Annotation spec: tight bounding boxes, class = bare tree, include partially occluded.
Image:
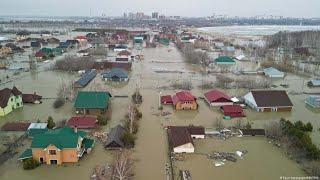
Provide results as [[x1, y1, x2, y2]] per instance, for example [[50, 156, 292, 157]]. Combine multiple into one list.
[[214, 118, 225, 131], [112, 150, 134, 180], [264, 120, 283, 139], [128, 105, 136, 134]]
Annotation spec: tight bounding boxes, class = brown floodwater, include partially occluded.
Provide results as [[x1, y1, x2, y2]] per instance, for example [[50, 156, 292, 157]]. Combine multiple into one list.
[[0, 44, 318, 180]]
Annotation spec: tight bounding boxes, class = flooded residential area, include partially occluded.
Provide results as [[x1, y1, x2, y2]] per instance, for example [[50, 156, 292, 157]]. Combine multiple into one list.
[[1, 2, 320, 180]]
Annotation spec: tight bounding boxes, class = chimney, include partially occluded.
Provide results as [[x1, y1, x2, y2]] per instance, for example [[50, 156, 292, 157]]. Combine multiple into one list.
[[74, 126, 78, 133]]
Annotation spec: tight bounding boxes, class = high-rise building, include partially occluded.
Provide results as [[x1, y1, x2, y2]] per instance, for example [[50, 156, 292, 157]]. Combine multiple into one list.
[[152, 12, 159, 19]]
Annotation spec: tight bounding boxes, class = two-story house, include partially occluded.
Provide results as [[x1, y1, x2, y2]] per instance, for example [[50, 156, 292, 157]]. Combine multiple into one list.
[[0, 86, 23, 116], [172, 91, 198, 110], [18, 126, 94, 165]]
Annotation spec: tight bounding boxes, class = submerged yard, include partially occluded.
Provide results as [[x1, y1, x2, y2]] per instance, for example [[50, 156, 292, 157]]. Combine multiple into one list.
[[0, 44, 319, 180]]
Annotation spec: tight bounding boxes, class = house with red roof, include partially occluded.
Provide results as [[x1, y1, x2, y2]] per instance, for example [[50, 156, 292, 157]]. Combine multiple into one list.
[[67, 116, 97, 129], [161, 95, 173, 105], [172, 91, 198, 110], [204, 89, 233, 107], [75, 35, 88, 44], [220, 105, 245, 117]]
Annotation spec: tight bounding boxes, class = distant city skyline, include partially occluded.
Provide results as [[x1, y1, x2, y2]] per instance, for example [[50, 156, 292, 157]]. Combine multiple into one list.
[[0, 0, 319, 18]]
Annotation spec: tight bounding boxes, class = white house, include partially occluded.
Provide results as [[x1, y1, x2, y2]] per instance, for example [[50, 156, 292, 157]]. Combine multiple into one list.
[[263, 67, 284, 78], [168, 126, 204, 153], [243, 90, 293, 112]]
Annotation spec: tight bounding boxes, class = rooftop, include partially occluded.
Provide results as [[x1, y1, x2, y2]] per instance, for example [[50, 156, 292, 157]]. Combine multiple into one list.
[[74, 91, 112, 109]]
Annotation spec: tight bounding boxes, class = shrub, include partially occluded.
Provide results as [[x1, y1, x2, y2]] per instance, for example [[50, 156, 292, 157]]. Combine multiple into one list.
[[97, 115, 109, 126], [47, 116, 56, 129], [132, 91, 143, 104], [53, 98, 65, 109], [121, 131, 136, 148], [23, 158, 39, 170]]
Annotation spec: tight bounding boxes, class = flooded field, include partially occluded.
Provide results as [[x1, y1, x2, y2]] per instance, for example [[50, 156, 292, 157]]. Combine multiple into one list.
[[0, 42, 319, 180]]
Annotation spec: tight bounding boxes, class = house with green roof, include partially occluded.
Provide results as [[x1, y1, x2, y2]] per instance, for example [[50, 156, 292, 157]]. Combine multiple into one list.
[[18, 126, 94, 165], [74, 91, 112, 115], [214, 56, 236, 65]]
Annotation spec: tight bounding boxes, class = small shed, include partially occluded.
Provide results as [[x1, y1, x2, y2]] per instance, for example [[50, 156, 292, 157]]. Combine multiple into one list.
[[22, 93, 42, 104], [234, 55, 246, 61], [134, 36, 144, 43], [220, 105, 245, 117], [105, 125, 125, 149], [263, 67, 284, 78], [161, 95, 173, 105], [67, 116, 97, 129], [27, 123, 48, 138]]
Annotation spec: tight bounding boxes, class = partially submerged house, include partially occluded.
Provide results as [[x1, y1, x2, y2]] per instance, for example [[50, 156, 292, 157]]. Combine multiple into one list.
[[74, 91, 112, 115], [74, 69, 97, 88], [240, 129, 265, 136], [0, 87, 23, 116], [214, 56, 236, 65], [161, 95, 173, 105], [263, 67, 284, 78], [77, 49, 90, 57], [243, 90, 293, 112], [220, 105, 245, 118], [134, 36, 144, 44], [114, 45, 128, 52], [234, 55, 246, 61], [105, 125, 125, 149], [204, 89, 233, 107], [305, 95, 320, 108], [22, 93, 42, 104], [101, 68, 129, 82], [167, 126, 205, 153], [18, 126, 94, 165], [307, 79, 320, 87], [67, 116, 97, 129], [172, 91, 198, 110]]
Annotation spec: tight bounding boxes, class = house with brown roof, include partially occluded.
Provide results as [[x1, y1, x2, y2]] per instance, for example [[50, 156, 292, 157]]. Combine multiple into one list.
[[172, 91, 198, 110], [0, 87, 23, 116], [167, 126, 204, 153], [243, 90, 293, 112], [204, 89, 233, 107]]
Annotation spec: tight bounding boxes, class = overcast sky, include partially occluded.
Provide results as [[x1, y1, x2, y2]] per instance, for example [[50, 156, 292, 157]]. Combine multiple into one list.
[[0, 0, 319, 18]]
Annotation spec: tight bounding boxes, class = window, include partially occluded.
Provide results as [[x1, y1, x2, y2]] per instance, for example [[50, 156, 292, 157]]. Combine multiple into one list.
[[49, 150, 56, 155], [16, 103, 20, 106]]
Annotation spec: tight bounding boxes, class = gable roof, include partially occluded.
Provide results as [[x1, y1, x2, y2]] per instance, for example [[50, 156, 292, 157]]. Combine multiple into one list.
[[67, 116, 97, 129], [172, 91, 196, 105], [31, 126, 86, 149], [167, 126, 204, 149], [102, 68, 129, 79], [105, 125, 125, 148], [0, 87, 22, 108], [168, 127, 192, 148], [263, 67, 284, 76], [75, 69, 97, 87], [204, 89, 231, 103], [250, 90, 293, 107], [221, 105, 243, 113], [74, 91, 111, 109], [215, 56, 235, 63]]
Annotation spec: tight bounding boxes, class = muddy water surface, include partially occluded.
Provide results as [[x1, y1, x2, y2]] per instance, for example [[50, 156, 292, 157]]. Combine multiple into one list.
[[0, 45, 318, 180]]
